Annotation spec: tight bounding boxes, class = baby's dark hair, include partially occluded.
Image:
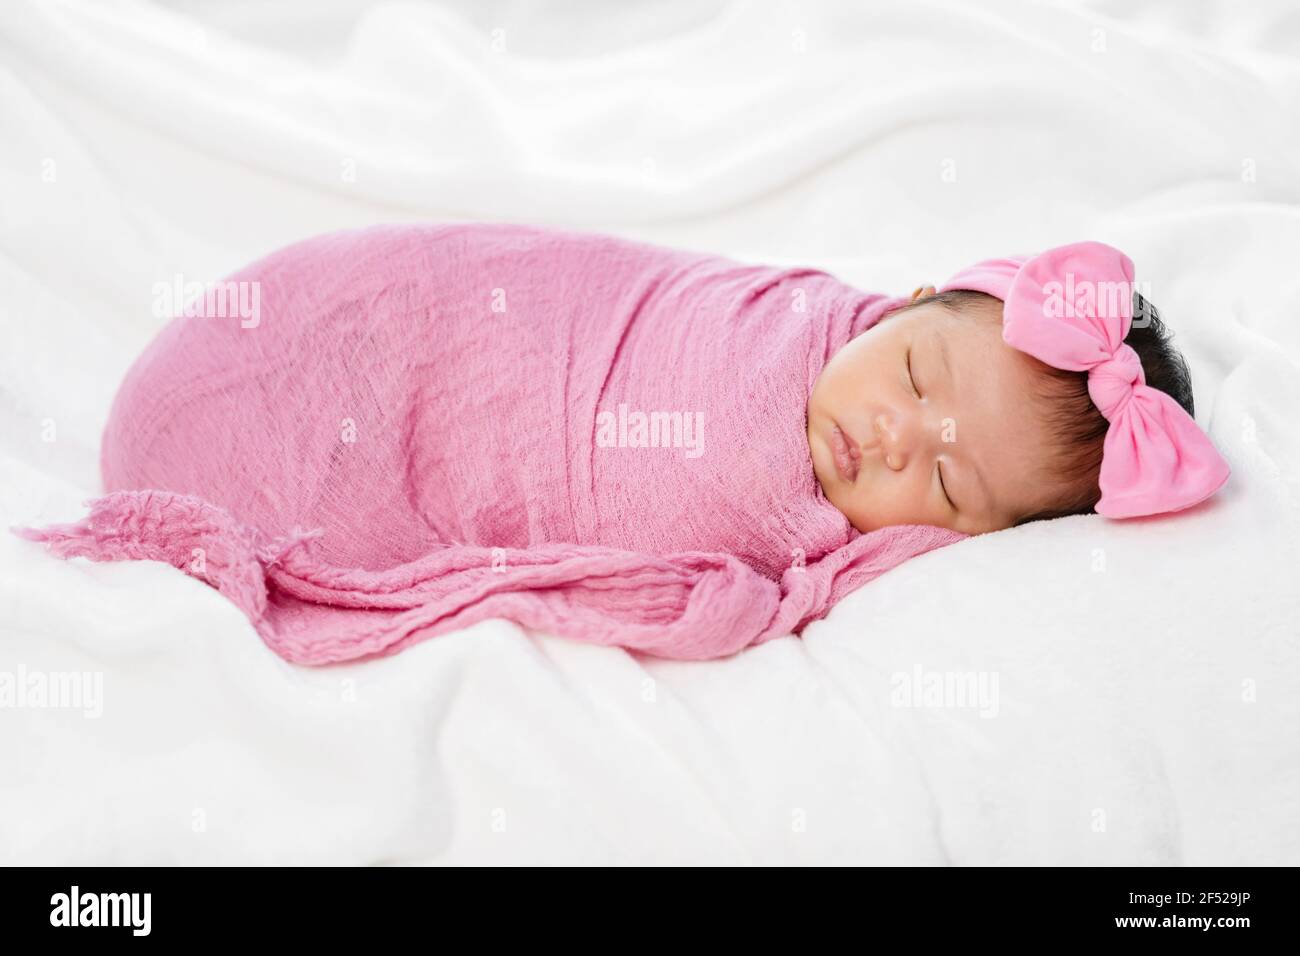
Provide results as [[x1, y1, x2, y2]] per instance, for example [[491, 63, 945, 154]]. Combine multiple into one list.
[[900, 289, 1196, 526]]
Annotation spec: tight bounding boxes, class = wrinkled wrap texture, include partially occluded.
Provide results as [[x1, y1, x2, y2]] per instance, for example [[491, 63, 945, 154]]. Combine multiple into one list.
[[21, 224, 966, 663]]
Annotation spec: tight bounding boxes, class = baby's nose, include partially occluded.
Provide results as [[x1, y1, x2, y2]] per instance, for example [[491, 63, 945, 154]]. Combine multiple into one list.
[[875, 413, 906, 471]]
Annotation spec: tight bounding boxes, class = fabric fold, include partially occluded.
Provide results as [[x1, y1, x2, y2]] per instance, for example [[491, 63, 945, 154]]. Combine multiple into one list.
[[17, 490, 961, 664]]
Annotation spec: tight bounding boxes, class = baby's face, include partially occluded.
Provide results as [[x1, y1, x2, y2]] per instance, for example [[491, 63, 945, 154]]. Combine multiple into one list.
[[807, 293, 1057, 535]]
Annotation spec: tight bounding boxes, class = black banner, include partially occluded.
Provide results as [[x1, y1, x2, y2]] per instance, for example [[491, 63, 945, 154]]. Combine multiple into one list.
[[0, 866, 1290, 944]]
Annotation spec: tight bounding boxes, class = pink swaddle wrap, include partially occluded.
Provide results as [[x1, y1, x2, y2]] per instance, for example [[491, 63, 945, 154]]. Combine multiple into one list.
[[19, 224, 966, 664]]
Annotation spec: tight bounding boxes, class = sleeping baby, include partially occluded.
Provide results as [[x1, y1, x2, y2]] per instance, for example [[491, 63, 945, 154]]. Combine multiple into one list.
[[19, 227, 1230, 663], [808, 243, 1229, 536]]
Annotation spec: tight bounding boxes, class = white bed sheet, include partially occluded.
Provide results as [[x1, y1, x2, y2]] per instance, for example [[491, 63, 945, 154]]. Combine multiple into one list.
[[1, 0, 1297, 864]]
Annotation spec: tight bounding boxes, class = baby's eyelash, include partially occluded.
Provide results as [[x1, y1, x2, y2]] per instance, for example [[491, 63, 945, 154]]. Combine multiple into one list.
[[938, 461, 955, 510], [908, 348, 950, 509]]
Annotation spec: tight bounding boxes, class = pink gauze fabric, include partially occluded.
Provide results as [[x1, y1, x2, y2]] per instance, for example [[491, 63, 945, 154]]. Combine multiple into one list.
[[17, 223, 967, 665]]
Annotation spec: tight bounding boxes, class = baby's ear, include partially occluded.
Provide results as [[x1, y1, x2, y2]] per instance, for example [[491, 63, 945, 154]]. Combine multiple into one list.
[[910, 285, 937, 302]]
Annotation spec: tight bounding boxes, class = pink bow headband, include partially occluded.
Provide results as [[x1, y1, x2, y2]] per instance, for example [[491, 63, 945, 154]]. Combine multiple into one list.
[[938, 241, 1230, 519]]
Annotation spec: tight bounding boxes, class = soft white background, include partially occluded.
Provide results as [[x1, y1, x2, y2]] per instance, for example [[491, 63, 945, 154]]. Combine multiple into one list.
[[1, 0, 1297, 864]]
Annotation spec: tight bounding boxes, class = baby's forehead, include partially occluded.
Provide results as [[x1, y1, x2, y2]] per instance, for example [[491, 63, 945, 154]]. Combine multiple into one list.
[[908, 300, 1009, 361], [926, 309, 1059, 449], [896, 298, 1048, 408]]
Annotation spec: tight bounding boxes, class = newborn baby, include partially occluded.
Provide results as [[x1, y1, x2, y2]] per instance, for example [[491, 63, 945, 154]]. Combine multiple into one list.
[[809, 280, 1207, 536], [19, 227, 1230, 664]]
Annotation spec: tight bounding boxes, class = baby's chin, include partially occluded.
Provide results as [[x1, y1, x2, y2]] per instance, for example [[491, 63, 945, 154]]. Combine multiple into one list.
[[843, 516, 878, 536], [819, 472, 881, 534], [842, 504, 881, 535]]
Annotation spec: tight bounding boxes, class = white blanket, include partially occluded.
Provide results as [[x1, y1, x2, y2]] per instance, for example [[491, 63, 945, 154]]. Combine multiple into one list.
[[1, 0, 1297, 864]]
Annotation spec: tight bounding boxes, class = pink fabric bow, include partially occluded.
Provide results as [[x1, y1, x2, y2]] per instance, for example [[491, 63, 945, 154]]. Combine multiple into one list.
[[940, 241, 1230, 519]]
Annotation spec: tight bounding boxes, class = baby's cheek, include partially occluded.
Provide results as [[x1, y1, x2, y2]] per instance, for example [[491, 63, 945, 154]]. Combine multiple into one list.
[[851, 475, 939, 532]]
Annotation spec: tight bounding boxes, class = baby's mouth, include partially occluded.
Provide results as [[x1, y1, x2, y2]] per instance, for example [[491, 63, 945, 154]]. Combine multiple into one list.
[[830, 422, 860, 483]]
